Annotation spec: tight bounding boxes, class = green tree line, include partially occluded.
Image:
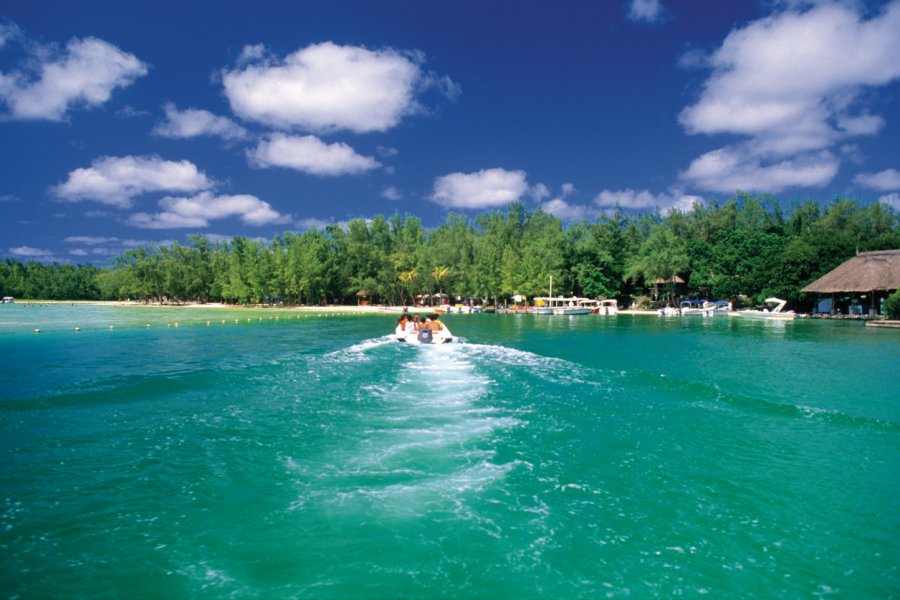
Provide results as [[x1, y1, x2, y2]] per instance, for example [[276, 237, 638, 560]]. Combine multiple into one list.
[[2, 195, 898, 309]]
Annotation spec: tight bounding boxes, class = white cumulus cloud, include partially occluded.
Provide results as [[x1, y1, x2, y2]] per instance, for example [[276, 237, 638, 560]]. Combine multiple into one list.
[[381, 186, 401, 201], [431, 168, 530, 209], [681, 148, 839, 194], [679, 1, 900, 193], [9, 245, 54, 257], [127, 192, 290, 229], [222, 41, 444, 133], [879, 193, 900, 210], [626, 0, 667, 24], [0, 28, 148, 121], [247, 134, 380, 176], [540, 183, 592, 221], [854, 168, 900, 191], [52, 155, 213, 208], [153, 103, 248, 140], [595, 188, 702, 214], [541, 198, 594, 221]]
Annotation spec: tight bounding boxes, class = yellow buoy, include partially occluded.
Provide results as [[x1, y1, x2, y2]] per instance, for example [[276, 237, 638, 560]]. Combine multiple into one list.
[[174, 322, 179, 328]]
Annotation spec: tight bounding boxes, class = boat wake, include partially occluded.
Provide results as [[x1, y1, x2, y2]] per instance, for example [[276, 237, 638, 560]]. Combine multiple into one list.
[[287, 341, 523, 513]]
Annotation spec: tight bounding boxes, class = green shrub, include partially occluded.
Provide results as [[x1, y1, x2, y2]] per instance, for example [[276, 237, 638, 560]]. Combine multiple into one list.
[[884, 289, 900, 319]]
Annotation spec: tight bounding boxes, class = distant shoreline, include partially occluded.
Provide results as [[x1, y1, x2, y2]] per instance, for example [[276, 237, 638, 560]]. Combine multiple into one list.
[[8, 300, 667, 315]]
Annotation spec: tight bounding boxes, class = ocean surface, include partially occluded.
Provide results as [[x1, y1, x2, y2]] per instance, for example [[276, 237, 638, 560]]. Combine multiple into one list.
[[1, 304, 897, 599]]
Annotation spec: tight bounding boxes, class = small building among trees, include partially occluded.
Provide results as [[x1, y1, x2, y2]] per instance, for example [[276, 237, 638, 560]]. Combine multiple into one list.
[[801, 249, 900, 316]]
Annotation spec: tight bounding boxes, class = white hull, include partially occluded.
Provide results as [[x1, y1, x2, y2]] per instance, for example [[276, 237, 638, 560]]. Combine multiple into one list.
[[553, 307, 592, 315], [736, 310, 795, 320], [737, 297, 794, 320], [395, 324, 454, 343]]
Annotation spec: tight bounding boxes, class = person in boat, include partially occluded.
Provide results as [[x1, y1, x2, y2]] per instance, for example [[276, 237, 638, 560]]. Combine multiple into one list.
[[398, 315, 408, 330], [427, 313, 443, 331], [411, 313, 422, 330]]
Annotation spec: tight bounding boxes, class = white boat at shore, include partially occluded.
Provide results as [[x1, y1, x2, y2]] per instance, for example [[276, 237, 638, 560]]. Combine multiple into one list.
[[679, 299, 717, 317], [594, 299, 618, 315], [395, 322, 454, 343], [737, 297, 796, 320], [658, 305, 680, 316], [553, 298, 592, 315]]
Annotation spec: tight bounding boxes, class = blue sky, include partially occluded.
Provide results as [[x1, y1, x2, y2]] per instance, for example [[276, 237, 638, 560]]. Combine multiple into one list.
[[2, 0, 899, 265]]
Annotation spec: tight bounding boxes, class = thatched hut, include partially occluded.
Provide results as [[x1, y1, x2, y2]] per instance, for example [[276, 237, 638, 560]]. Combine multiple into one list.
[[801, 249, 900, 315], [651, 275, 685, 303]]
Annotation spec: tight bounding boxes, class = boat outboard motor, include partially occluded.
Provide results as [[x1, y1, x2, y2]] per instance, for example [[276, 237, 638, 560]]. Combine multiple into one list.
[[417, 329, 433, 344]]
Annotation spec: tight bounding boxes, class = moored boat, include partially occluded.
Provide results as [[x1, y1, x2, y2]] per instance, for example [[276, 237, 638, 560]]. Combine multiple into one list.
[[594, 299, 618, 315], [679, 299, 716, 317], [737, 297, 796, 320], [553, 299, 592, 315]]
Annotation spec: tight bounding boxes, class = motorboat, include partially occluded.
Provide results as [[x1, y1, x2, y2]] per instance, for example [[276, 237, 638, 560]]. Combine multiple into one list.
[[532, 295, 592, 315], [658, 305, 680, 316], [395, 322, 454, 344], [737, 297, 796, 320], [531, 297, 555, 315], [679, 299, 716, 317], [594, 299, 618, 315], [712, 300, 732, 314], [553, 299, 592, 315]]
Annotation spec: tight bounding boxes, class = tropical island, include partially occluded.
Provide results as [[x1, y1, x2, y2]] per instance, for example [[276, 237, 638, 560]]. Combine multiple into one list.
[[2, 195, 899, 316]]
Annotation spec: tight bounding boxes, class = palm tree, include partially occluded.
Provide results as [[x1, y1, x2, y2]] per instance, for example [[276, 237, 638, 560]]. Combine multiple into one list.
[[625, 226, 689, 304], [431, 266, 450, 305], [398, 269, 418, 305]]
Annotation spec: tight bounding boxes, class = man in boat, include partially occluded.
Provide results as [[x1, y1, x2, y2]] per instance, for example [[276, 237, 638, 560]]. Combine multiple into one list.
[[428, 314, 444, 331]]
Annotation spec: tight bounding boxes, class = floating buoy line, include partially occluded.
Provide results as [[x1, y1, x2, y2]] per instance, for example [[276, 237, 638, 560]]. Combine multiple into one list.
[[23, 311, 343, 335]]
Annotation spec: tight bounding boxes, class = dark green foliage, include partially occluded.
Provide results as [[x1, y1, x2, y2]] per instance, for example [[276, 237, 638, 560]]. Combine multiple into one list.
[[885, 290, 900, 320], [1, 198, 897, 308]]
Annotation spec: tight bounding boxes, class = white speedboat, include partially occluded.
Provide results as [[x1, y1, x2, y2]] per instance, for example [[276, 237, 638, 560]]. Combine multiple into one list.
[[679, 299, 716, 317], [737, 297, 796, 320], [594, 299, 618, 315], [553, 299, 592, 315], [395, 323, 454, 344]]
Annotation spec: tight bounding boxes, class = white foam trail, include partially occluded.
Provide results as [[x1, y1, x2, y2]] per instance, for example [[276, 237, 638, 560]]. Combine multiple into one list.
[[324, 334, 396, 363], [287, 339, 538, 514]]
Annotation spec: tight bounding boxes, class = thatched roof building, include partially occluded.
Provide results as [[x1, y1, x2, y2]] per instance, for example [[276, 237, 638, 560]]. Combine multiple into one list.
[[802, 249, 900, 294]]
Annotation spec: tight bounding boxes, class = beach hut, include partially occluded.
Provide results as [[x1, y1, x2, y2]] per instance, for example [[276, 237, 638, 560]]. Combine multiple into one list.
[[651, 275, 685, 304], [801, 249, 900, 315], [356, 290, 371, 306]]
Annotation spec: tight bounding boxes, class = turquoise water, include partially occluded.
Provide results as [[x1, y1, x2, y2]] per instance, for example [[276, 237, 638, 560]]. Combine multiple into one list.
[[1, 305, 898, 598]]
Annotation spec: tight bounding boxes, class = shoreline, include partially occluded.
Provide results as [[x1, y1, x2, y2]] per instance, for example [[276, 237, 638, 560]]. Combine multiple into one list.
[[8, 300, 670, 316]]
